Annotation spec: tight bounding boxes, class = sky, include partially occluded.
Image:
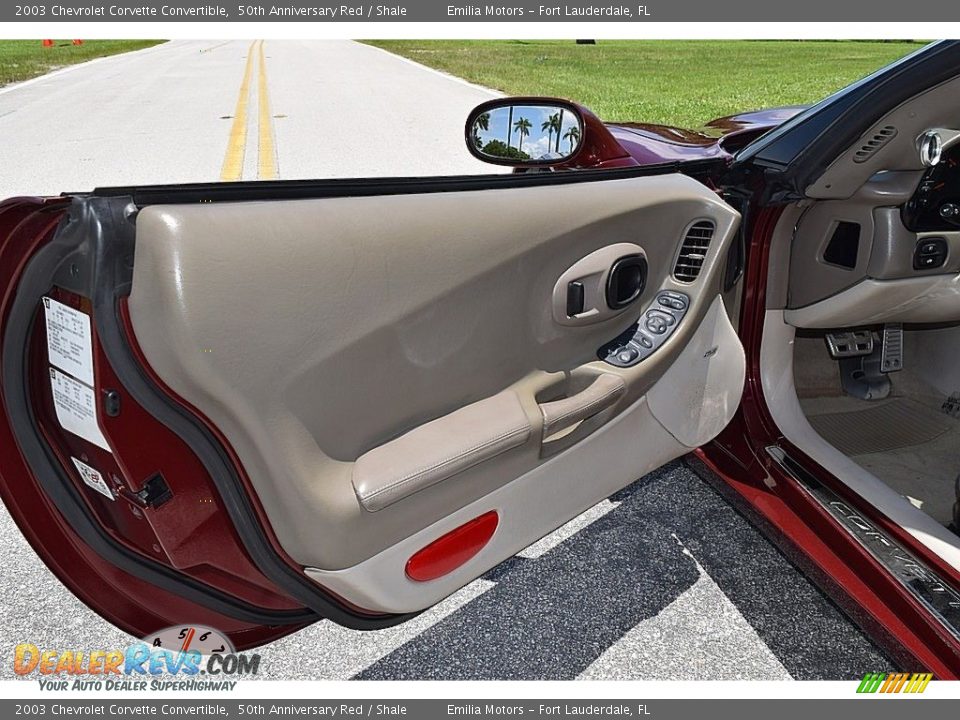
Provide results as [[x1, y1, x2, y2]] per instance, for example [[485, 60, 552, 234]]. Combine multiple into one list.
[[475, 104, 582, 159]]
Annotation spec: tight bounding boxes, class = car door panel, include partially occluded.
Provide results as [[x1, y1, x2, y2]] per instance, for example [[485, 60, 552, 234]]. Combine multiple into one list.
[[308, 295, 742, 613], [126, 173, 742, 613]]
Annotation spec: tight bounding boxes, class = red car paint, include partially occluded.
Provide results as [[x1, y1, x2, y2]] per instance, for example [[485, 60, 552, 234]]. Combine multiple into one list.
[[0, 198, 307, 650], [29, 287, 299, 610]]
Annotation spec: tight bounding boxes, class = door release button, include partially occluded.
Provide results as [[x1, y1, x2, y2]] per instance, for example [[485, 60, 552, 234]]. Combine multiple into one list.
[[598, 290, 690, 367], [606, 254, 647, 310]]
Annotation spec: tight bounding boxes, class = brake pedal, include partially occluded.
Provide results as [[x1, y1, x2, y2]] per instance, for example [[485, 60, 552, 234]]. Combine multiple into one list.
[[825, 330, 873, 359], [880, 323, 903, 373]]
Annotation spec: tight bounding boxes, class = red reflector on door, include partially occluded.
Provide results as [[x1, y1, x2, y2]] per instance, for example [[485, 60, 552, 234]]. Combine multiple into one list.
[[405, 511, 499, 582]]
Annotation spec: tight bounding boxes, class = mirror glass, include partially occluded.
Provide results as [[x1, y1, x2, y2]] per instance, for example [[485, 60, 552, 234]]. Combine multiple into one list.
[[470, 104, 583, 164]]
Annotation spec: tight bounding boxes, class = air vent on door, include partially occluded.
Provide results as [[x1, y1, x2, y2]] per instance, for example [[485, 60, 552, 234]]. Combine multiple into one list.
[[852, 125, 897, 163], [673, 220, 715, 282]]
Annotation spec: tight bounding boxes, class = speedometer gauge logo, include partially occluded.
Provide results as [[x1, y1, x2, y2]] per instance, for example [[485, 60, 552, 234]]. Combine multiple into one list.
[[141, 625, 234, 657]]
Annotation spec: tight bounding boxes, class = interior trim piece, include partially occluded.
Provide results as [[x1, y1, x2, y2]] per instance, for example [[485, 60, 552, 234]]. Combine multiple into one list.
[[307, 297, 743, 613], [90, 161, 726, 207], [551, 243, 647, 326], [309, 396, 686, 613], [646, 296, 746, 448], [353, 390, 532, 513], [539, 373, 625, 439], [766, 445, 960, 642], [784, 274, 960, 327]]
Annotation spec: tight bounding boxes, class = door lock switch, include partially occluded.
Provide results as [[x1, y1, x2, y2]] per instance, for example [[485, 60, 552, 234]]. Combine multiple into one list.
[[566, 281, 585, 317]]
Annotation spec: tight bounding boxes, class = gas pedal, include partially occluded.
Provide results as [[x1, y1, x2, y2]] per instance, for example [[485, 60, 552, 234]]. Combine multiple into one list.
[[880, 323, 903, 373], [825, 330, 873, 359]]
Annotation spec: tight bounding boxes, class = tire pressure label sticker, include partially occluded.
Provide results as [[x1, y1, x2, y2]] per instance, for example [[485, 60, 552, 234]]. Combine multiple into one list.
[[49, 368, 111, 452], [43, 297, 95, 386], [70, 457, 114, 501]]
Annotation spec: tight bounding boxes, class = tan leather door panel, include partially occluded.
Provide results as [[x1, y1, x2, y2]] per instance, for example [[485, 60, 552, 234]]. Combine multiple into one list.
[[127, 173, 743, 611]]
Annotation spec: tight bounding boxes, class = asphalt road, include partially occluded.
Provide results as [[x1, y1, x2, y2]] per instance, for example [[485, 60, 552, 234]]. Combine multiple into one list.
[[0, 39, 500, 198], [0, 461, 893, 680], [0, 41, 894, 681]]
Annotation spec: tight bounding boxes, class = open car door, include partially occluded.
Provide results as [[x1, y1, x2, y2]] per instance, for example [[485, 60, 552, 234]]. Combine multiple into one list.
[[0, 167, 745, 646]]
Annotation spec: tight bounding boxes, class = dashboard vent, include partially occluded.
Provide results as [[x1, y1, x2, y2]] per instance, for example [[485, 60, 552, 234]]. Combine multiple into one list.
[[853, 125, 898, 163], [673, 220, 715, 282]]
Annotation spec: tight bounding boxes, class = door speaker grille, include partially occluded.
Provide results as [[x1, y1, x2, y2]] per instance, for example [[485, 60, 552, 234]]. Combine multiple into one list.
[[673, 220, 715, 282]]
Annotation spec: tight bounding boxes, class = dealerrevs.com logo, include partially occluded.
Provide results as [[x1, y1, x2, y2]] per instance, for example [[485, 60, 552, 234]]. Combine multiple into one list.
[[13, 625, 260, 691]]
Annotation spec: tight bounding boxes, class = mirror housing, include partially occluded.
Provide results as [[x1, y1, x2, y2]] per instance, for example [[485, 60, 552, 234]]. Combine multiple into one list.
[[466, 98, 585, 167]]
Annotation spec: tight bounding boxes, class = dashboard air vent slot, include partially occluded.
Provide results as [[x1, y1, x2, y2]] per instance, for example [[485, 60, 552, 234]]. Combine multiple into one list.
[[673, 220, 716, 282], [852, 125, 898, 163]]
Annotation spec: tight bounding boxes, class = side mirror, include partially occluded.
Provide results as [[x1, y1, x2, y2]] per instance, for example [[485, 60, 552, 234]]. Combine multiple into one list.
[[466, 98, 585, 167]]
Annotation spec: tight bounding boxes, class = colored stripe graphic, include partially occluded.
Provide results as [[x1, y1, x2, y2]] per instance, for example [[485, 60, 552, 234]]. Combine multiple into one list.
[[857, 672, 932, 693]]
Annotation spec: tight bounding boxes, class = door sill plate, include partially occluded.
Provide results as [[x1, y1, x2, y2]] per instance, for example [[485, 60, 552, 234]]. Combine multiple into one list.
[[767, 445, 960, 642]]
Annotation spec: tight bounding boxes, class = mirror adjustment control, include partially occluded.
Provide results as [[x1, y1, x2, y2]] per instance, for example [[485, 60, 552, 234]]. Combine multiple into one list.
[[597, 290, 690, 368], [645, 315, 669, 335], [648, 309, 675, 326]]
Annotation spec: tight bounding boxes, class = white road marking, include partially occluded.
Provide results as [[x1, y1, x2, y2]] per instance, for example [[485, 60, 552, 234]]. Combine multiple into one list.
[[579, 535, 793, 680], [245, 579, 496, 681], [518, 499, 620, 558]]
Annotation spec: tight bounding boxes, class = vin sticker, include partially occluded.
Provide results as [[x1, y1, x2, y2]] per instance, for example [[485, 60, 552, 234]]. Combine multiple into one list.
[[43, 297, 95, 386], [70, 457, 114, 501], [49, 368, 111, 452]]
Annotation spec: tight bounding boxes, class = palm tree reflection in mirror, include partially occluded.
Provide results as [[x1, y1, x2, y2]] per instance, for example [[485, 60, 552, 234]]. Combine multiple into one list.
[[473, 112, 490, 148], [513, 117, 532, 154], [541, 113, 561, 153]]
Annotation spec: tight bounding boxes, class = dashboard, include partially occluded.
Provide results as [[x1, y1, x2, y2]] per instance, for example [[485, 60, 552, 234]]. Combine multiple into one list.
[[903, 144, 960, 232]]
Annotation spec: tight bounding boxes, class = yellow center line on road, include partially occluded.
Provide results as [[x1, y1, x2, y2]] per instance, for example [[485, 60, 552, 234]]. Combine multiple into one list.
[[220, 40, 259, 182], [257, 40, 279, 180]]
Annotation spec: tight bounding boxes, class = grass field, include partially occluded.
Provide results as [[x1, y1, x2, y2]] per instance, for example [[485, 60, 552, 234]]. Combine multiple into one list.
[[366, 40, 925, 127], [0, 40, 165, 87]]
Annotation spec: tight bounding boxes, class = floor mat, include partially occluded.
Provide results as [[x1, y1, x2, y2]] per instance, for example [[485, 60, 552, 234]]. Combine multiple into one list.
[[805, 396, 960, 525], [806, 398, 955, 456]]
